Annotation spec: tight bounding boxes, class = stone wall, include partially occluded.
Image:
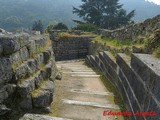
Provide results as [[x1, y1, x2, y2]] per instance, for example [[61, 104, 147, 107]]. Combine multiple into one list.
[[51, 36, 90, 61], [86, 52, 160, 120], [89, 40, 152, 56], [0, 34, 56, 117], [100, 15, 160, 41]]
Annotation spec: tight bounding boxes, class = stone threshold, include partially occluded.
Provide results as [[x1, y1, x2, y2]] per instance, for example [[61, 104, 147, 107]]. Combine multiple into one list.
[[62, 99, 120, 110], [71, 89, 114, 96]]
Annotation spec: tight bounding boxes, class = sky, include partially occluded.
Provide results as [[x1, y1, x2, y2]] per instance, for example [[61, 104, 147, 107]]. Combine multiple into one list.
[[146, 0, 160, 5]]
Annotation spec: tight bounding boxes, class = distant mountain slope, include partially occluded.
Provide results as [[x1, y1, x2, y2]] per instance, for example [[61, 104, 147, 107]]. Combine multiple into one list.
[[0, 0, 159, 30], [120, 0, 160, 21], [0, 0, 80, 30]]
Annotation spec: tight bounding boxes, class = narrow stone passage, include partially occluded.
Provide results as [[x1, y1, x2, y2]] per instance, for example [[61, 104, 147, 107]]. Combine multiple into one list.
[[50, 60, 126, 120]]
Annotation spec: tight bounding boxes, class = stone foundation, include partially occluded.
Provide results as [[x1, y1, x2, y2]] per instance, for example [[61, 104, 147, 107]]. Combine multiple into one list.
[[0, 34, 56, 117], [49, 31, 91, 61]]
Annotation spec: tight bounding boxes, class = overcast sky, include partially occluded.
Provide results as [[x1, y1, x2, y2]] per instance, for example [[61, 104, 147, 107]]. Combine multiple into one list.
[[146, 0, 160, 5]]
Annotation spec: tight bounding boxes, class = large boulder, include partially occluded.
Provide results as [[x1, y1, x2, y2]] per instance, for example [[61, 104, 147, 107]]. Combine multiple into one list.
[[32, 90, 53, 108], [0, 37, 20, 55], [32, 81, 54, 108]]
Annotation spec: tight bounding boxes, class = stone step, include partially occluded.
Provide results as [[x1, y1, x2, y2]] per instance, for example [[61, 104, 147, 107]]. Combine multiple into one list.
[[62, 99, 120, 110], [17, 69, 49, 98], [72, 69, 93, 72], [71, 74, 101, 77], [63, 72, 97, 76], [14, 48, 53, 81], [19, 114, 72, 120], [58, 104, 123, 120], [66, 90, 115, 105], [71, 89, 114, 96]]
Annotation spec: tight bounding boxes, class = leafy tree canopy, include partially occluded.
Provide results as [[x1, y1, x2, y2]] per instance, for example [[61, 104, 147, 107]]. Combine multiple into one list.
[[53, 23, 68, 30], [32, 20, 44, 34], [73, 0, 135, 29]]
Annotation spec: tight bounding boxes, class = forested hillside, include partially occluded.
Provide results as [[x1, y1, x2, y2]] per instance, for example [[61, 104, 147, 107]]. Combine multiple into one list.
[[0, 0, 159, 30]]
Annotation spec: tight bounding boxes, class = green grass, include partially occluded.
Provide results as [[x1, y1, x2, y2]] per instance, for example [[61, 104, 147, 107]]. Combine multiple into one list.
[[92, 35, 133, 48], [153, 47, 160, 58]]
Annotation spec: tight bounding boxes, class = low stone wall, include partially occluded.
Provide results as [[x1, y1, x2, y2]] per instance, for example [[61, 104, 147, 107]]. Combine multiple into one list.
[[89, 40, 151, 56], [51, 36, 90, 61], [86, 52, 160, 120], [100, 15, 160, 41], [0, 34, 56, 117]]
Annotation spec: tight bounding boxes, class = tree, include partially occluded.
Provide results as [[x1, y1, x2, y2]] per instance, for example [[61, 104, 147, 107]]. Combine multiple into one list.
[[73, 23, 97, 32], [73, 0, 135, 29], [53, 23, 68, 30], [32, 20, 44, 34], [45, 23, 56, 33]]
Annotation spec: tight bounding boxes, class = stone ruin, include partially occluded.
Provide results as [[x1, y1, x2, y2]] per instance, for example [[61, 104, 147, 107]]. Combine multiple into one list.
[[100, 15, 160, 41], [0, 34, 56, 119]]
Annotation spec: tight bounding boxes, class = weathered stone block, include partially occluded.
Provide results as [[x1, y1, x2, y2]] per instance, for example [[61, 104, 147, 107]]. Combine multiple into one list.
[[0, 89, 8, 103], [18, 34, 30, 47], [32, 90, 53, 108], [103, 51, 117, 70], [20, 95, 33, 110], [131, 54, 160, 99], [0, 44, 3, 56], [41, 81, 54, 93], [0, 37, 20, 55], [36, 53, 44, 65], [45, 63, 55, 81], [0, 105, 11, 116], [43, 51, 51, 64], [27, 59, 38, 73], [116, 53, 155, 117], [35, 70, 49, 88], [0, 84, 16, 103], [15, 63, 29, 80], [17, 78, 35, 98], [0, 58, 13, 87], [19, 46, 29, 61], [10, 51, 22, 65], [27, 40, 36, 57]]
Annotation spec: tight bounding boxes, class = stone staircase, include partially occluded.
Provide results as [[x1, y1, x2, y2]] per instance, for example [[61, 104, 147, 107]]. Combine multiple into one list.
[[43, 60, 125, 120], [0, 35, 57, 119]]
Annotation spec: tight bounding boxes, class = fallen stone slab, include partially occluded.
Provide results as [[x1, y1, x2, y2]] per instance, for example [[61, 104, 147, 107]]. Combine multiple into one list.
[[19, 114, 72, 120], [62, 99, 120, 110], [71, 89, 114, 96], [71, 74, 101, 77]]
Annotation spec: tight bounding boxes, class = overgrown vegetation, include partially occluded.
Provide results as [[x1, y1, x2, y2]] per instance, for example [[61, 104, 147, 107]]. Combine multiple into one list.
[[92, 35, 133, 48], [153, 47, 160, 58], [45, 23, 56, 33], [144, 29, 160, 57], [32, 20, 44, 34], [52, 23, 68, 30]]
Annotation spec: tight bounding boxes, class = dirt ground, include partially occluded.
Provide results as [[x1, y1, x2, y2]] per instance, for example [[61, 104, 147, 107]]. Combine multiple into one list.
[[49, 60, 126, 120]]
